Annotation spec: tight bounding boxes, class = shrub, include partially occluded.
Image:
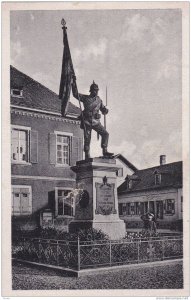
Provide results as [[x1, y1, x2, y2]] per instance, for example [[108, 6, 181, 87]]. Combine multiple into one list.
[[12, 226, 109, 242], [124, 230, 160, 241]]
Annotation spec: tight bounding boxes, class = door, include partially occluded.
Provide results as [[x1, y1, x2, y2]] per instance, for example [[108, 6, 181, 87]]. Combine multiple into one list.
[[156, 201, 163, 219]]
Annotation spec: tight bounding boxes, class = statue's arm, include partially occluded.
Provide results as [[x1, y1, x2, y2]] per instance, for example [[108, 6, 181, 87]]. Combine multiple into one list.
[[71, 78, 79, 100], [71, 78, 85, 102]]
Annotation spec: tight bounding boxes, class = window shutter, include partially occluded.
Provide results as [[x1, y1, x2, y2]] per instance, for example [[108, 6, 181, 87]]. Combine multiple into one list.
[[21, 193, 30, 214], [172, 200, 175, 214], [49, 133, 56, 164], [163, 200, 166, 214], [13, 192, 21, 215], [30, 130, 38, 163], [78, 137, 83, 161], [71, 136, 80, 166]]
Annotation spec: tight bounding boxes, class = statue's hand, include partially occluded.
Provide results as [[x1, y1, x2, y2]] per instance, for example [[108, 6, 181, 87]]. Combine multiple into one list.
[[102, 107, 109, 115]]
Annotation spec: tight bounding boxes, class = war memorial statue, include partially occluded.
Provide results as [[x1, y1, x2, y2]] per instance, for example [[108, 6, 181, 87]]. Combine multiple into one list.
[[58, 20, 126, 239], [71, 78, 114, 160], [59, 19, 114, 160]]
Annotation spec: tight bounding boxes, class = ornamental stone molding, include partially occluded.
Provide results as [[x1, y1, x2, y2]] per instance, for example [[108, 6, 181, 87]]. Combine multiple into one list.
[[11, 108, 80, 125]]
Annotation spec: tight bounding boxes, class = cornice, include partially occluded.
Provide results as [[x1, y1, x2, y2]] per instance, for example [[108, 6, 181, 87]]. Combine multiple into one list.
[[11, 108, 81, 125], [118, 184, 182, 195]]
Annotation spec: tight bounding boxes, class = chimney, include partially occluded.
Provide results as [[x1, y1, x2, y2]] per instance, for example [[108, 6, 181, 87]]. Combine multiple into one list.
[[160, 155, 166, 165]]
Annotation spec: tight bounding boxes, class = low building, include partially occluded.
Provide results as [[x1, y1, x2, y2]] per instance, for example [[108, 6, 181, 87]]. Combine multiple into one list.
[[11, 66, 83, 230], [118, 156, 183, 231], [114, 153, 138, 187]]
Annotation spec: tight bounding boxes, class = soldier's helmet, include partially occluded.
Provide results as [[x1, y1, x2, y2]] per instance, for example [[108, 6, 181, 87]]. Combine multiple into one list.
[[89, 80, 99, 92]]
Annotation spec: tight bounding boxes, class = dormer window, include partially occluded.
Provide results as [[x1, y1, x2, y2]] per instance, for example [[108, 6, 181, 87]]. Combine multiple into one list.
[[155, 173, 161, 185], [154, 169, 161, 185], [128, 180, 133, 189], [11, 88, 23, 98], [127, 174, 140, 189]]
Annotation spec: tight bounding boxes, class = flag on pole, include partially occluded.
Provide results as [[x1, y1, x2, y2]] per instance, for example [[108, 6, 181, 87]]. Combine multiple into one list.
[[59, 24, 75, 116]]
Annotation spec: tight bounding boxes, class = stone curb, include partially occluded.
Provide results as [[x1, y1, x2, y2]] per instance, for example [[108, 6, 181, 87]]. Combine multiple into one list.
[[12, 257, 183, 278]]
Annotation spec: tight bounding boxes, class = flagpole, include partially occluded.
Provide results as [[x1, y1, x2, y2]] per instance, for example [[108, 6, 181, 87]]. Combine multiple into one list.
[[104, 86, 107, 129], [74, 81, 87, 139], [60, 19, 87, 139]]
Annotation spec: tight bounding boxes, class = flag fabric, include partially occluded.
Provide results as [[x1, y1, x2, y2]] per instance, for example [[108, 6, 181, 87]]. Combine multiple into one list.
[[59, 27, 75, 116]]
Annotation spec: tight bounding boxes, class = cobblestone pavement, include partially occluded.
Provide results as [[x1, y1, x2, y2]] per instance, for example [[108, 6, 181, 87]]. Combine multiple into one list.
[[12, 260, 183, 290]]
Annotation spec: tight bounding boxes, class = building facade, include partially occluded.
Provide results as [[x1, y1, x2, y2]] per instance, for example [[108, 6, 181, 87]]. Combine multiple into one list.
[[118, 157, 183, 231], [11, 66, 83, 229]]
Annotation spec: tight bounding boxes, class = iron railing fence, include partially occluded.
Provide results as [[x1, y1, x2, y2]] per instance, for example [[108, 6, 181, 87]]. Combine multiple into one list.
[[12, 236, 183, 271], [79, 238, 183, 269], [12, 237, 78, 270]]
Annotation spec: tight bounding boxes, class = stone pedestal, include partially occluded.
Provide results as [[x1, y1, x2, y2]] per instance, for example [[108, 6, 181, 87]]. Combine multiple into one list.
[[69, 157, 126, 240]]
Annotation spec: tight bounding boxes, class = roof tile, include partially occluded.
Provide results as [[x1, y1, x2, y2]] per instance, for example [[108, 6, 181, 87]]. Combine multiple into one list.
[[10, 66, 81, 116], [118, 161, 182, 193]]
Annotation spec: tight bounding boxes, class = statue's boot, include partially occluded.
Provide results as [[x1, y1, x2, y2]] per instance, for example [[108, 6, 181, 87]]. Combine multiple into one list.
[[103, 148, 114, 158], [85, 151, 91, 161]]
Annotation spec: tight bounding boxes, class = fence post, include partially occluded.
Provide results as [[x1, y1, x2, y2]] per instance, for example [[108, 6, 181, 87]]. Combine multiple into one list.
[[162, 239, 165, 261], [56, 241, 59, 266], [137, 240, 140, 263], [38, 239, 41, 262], [77, 237, 80, 271], [149, 239, 152, 262], [109, 240, 112, 266]]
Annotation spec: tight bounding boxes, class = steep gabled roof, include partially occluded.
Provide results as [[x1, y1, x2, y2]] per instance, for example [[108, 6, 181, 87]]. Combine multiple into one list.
[[10, 66, 80, 116], [118, 161, 182, 194], [114, 153, 138, 172]]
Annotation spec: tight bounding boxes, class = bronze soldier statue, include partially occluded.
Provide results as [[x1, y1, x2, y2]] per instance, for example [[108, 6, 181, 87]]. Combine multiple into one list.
[[72, 77, 114, 160]]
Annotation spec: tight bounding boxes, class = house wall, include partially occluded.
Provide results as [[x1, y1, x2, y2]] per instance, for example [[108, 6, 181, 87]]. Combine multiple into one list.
[[11, 108, 83, 229], [118, 187, 182, 230], [116, 160, 134, 187], [11, 178, 75, 214], [177, 188, 183, 220], [11, 109, 83, 178]]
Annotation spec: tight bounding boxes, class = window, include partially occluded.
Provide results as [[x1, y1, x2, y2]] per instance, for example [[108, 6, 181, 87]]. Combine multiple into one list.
[[130, 203, 135, 215], [11, 88, 23, 98], [12, 186, 32, 216], [49, 132, 82, 166], [11, 126, 38, 164], [56, 189, 74, 217], [122, 203, 126, 215], [11, 127, 30, 163], [149, 201, 155, 214], [119, 203, 131, 216], [56, 133, 71, 165], [117, 168, 123, 177], [119, 203, 123, 216], [135, 202, 141, 215], [155, 174, 161, 185], [165, 199, 175, 215], [139, 202, 148, 215], [128, 180, 133, 189], [126, 203, 131, 215], [57, 135, 70, 165]]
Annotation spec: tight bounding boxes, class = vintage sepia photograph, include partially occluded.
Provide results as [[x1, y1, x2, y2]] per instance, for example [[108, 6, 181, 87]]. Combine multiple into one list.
[[1, 1, 190, 297]]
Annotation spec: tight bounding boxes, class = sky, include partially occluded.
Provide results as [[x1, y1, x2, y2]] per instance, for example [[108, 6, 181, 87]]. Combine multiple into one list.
[[10, 9, 182, 169]]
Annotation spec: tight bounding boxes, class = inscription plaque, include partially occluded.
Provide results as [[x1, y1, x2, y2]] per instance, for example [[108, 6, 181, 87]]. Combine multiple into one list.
[[95, 182, 117, 215]]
